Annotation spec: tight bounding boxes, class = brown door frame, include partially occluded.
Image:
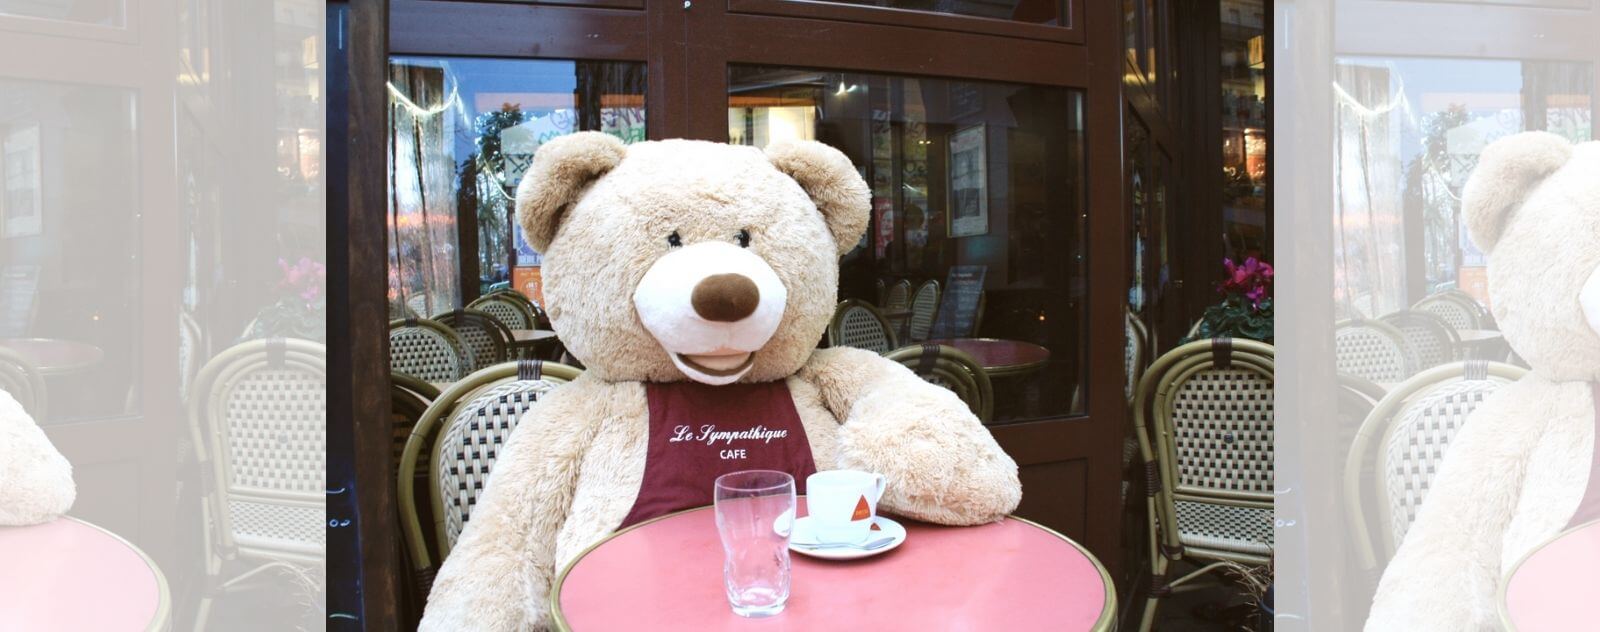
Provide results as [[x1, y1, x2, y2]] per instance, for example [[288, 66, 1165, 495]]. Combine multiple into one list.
[[359, 0, 1131, 614]]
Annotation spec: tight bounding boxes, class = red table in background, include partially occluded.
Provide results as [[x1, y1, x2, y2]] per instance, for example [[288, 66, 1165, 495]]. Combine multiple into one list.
[[924, 337, 1051, 377], [0, 517, 170, 631], [1500, 520, 1600, 631], [0, 337, 104, 375], [552, 499, 1114, 631]]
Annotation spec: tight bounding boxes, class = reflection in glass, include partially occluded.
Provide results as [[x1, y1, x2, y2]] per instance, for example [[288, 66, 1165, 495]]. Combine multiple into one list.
[[1333, 57, 1592, 319], [802, 0, 1063, 25], [1222, 0, 1267, 260], [730, 66, 1088, 422], [386, 58, 646, 318], [0, 78, 137, 423], [0, 0, 122, 27]]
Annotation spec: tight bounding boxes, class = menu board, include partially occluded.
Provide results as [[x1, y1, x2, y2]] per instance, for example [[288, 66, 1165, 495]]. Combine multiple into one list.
[[0, 265, 38, 337], [929, 264, 986, 339]]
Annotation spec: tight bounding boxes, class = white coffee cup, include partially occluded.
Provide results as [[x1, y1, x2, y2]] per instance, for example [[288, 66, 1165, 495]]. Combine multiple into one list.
[[805, 470, 887, 544]]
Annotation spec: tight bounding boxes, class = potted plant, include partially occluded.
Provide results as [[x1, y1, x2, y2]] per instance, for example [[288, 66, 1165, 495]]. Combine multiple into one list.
[[241, 256, 327, 342], [1183, 257, 1274, 344]]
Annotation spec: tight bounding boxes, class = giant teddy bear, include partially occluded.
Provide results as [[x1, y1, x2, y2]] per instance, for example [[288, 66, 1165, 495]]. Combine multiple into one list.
[[0, 390, 76, 526], [420, 133, 1022, 630], [1366, 131, 1600, 630]]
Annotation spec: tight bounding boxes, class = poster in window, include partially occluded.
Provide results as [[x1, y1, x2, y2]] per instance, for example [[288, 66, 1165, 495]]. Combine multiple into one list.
[[2, 125, 43, 238], [947, 124, 988, 238]]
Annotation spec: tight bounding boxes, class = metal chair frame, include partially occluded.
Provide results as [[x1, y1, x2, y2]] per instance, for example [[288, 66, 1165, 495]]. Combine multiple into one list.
[[434, 309, 514, 372], [187, 338, 326, 631], [827, 299, 899, 353], [397, 359, 582, 601], [1126, 307, 1150, 407], [883, 344, 994, 423], [907, 280, 941, 342], [1341, 360, 1526, 572], [1131, 338, 1275, 632]]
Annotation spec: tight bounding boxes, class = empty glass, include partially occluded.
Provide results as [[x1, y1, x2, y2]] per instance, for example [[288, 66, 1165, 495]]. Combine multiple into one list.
[[713, 470, 797, 618]]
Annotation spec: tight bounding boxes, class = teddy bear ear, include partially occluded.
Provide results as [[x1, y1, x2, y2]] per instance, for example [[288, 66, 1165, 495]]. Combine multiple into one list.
[[764, 140, 871, 257], [1462, 131, 1573, 254], [514, 131, 627, 252]]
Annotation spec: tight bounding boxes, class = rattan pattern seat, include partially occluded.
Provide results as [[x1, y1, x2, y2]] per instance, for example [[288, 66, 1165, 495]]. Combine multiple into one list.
[[884, 344, 993, 423], [467, 294, 536, 331], [389, 318, 471, 383], [907, 281, 940, 342], [1413, 293, 1485, 332], [1335, 319, 1414, 383], [1174, 501, 1273, 556], [397, 359, 583, 602], [1381, 310, 1459, 368], [885, 279, 911, 311], [827, 299, 898, 353], [435, 309, 513, 372]]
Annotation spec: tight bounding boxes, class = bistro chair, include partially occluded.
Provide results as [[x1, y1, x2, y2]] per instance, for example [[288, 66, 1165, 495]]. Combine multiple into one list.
[[875, 278, 887, 306], [1131, 338, 1275, 632], [391, 372, 440, 470], [389, 318, 472, 384], [885, 279, 912, 311], [827, 299, 898, 353], [434, 309, 513, 372], [884, 344, 993, 423], [406, 292, 452, 319], [187, 338, 326, 630], [397, 358, 583, 601], [0, 346, 46, 418], [1334, 319, 1414, 384], [466, 293, 536, 331], [1380, 310, 1460, 368], [907, 280, 941, 342], [180, 309, 207, 402], [1126, 308, 1150, 406], [1342, 360, 1525, 574], [1412, 292, 1485, 332]]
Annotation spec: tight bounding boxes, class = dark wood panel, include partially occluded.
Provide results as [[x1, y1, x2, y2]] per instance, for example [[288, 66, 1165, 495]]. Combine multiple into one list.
[[1014, 458, 1088, 540], [391, 0, 648, 59], [727, 0, 1082, 44], [435, 0, 644, 11]]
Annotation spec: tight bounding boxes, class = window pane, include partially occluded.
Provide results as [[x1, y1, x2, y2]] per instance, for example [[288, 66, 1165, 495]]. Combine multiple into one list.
[[0, 78, 138, 423], [0, 0, 123, 27], [799, 0, 1064, 26], [730, 65, 1089, 423], [1222, 0, 1268, 260], [386, 57, 646, 317]]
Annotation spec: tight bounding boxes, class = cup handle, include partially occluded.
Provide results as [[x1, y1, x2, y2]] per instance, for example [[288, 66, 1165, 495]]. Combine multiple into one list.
[[871, 473, 887, 503]]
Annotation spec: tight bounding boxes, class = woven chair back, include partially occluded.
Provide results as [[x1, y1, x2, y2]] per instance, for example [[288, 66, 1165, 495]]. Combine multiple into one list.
[[397, 359, 583, 589], [885, 279, 912, 311], [907, 281, 940, 342], [1335, 319, 1413, 383], [828, 299, 897, 353], [1362, 361, 1524, 563], [0, 346, 45, 417], [1413, 293, 1483, 332], [389, 318, 470, 383], [1133, 338, 1275, 564], [435, 309, 513, 372], [884, 344, 993, 423], [1380, 310, 1459, 369], [188, 338, 326, 562], [1126, 309, 1149, 405], [467, 294, 535, 330]]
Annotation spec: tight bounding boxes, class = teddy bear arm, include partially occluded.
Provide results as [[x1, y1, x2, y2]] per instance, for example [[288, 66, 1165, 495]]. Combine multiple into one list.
[[800, 347, 1021, 526], [0, 393, 75, 526], [1365, 391, 1550, 631], [419, 391, 603, 632]]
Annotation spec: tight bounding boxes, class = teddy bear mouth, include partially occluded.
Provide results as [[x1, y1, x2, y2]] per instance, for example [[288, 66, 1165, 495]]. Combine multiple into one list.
[[675, 352, 756, 377]]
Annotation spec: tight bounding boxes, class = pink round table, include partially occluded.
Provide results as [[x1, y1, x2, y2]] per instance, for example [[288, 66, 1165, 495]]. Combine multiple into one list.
[[552, 500, 1114, 631], [924, 338, 1051, 377], [0, 517, 170, 631], [1500, 520, 1600, 631]]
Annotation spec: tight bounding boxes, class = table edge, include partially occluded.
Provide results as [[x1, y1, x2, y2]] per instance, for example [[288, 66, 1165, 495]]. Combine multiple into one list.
[[1496, 518, 1600, 632], [64, 516, 172, 632], [549, 507, 1115, 632]]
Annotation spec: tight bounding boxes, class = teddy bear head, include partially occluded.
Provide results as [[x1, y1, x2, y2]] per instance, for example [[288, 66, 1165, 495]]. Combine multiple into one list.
[[514, 132, 869, 385], [1463, 131, 1600, 382]]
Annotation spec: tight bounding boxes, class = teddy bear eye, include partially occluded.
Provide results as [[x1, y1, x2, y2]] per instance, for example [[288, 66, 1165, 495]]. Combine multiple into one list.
[[667, 231, 683, 248], [736, 229, 752, 248]]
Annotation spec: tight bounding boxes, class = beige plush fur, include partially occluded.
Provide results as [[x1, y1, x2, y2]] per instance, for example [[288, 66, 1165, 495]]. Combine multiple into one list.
[[1366, 132, 1600, 631], [0, 390, 75, 526], [421, 134, 1020, 631]]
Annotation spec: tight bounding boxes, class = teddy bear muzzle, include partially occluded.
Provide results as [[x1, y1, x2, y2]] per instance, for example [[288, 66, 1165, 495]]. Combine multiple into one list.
[[633, 240, 789, 385]]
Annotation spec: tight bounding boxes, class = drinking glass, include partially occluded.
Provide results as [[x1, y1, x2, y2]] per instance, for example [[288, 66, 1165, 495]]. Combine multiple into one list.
[[713, 470, 797, 618]]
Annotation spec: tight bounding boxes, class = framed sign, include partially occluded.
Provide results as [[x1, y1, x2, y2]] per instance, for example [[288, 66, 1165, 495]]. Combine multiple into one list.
[[2, 124, 44, 238], [947, 124, 988, 238], [929, 264, 987, 339]]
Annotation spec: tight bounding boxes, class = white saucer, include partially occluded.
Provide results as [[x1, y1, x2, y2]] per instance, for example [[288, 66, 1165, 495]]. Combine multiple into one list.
[[788, 516, 907, 560]]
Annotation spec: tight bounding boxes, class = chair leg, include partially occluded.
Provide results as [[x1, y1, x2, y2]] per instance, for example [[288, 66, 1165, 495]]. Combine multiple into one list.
[[192, 595, 214, 632], [1139, 594, 1161, 632]]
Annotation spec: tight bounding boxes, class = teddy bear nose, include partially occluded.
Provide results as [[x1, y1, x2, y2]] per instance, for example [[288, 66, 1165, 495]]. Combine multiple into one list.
[[691, 273, 761, 322]]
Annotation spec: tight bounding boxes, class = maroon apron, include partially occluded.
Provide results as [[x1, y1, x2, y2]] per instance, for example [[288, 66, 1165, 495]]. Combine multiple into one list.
[[619, 380, 818, 528], [1568, 383, 1600, 528]]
